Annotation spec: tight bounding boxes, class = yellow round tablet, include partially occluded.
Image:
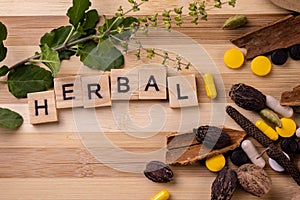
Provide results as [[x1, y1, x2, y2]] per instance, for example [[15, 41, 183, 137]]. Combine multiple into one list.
[[275, 118, 296, 138], [205, 154, 226, 172], [224, 48, 245, 69], [251, 56, 272, 76]]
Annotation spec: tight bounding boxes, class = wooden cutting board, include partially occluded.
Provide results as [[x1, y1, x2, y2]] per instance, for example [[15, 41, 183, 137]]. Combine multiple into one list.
[[270, 0, 300, 12]]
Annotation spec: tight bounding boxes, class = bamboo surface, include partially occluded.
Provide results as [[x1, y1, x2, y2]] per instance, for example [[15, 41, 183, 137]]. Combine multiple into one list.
[[0, 0, 299, 199]]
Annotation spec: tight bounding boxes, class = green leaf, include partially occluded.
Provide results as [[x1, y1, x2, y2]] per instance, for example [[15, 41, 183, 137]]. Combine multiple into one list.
[[8, 64, 53, 98], [0, 43, 7, 62], [0, 22, 7, 42], [78, 40, 124, 71], [67, 0, 91, 28], [0, 65, 9, 77], [82, 9, 99, 31], [40, 44, 61, 77], [123, 16, 139, 28], [40, 26, 76, 60], [0, 108, 23, 129]]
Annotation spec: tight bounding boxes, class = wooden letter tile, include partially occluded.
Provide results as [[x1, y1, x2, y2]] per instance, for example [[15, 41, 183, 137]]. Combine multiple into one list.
[[167, 75, 198, 108], [28, 90, 58, 124], [110, 69, 139, 100], [54, 76, 83, 109], [139, 65, 167, 99], [81, 75, 111, 108]]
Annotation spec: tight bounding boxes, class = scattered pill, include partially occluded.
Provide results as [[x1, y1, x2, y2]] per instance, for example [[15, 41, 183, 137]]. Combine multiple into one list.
[[251, 56, 272, 76], [203, 73, 217, 99], [224, 48, 245, 69], [266, 95, 294, 118], [151, 190, 170, 200], [289, 44, 300, 60], [281, 138, 298, 154], [241, 140, 266, 168], [271, 49, 288, 65], [255, 119, 279, 141], [205, 154, 226, 172], [230, 148, 250, 166], [269, 152, 290, 172], [296, 127, 300, 138], [275, 118, 296, 138]]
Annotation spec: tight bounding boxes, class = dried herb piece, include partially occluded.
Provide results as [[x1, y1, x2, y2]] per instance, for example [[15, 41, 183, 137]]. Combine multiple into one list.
[[144, 161, 173, 183], [223, 15, 247, 30], [237, 164, 272, 197], [166, 128, 247, 165], [231, 15, 300, 59], [211, 167, 238, 200], [267, 143, 300, 186], [193, 126, 231, 150], [259, 108, 281, 127], [280, 85, 300, 106], [226, 105, 273, 148], [229, 83, 266, 112]]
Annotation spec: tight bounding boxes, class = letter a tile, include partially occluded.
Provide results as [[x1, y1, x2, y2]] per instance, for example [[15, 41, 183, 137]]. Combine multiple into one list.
[[168, 75, 198, 108], [28, 90, 58, 124], [139, 65, 167, 100]]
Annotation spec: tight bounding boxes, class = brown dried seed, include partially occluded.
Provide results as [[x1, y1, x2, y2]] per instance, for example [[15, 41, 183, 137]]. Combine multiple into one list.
[[211, 167, 238, 200], [193, 126, 231, 150], [144, 161, 174, 183], [237, 164, 272, 197], [229, 83, 266, 112]]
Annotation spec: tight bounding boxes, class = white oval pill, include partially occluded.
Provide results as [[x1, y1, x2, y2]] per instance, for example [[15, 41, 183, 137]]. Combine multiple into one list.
[[266, 95, 293, 118], [241, 140, 266, 168], [268, 152, 290, 172], [296, 127, 300, 138]]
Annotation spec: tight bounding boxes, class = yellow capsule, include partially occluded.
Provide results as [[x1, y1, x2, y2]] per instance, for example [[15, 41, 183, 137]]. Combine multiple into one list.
[[255, 120, 279, 141], [251, 56, 272, 76], [275, 118, 296, 138], [151, 190, 170, 200], [205, 154, 226, 172], [224, 48, 245, 69], [203, 73, 217, 99]]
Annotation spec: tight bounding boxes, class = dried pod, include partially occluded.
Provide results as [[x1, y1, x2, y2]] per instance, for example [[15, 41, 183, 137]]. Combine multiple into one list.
[[237, 164, 272, 197], [144, 161, 174, 183], [223, 15, 247, 30], [229, 83, 266, 112], [193, 126, 231, 150], [211, 167, 238, 200], [259, 108, 281, 127]]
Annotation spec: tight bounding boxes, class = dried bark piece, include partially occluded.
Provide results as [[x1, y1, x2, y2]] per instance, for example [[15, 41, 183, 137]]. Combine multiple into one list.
[[237, 164, 272, 197], [231, 15, 300, 59], [211, 167, 238, 200], [166, 127, 246, 165], [281, 85, 300, 106], [267, 143, 300, 186], [226, 106, 273, 148]]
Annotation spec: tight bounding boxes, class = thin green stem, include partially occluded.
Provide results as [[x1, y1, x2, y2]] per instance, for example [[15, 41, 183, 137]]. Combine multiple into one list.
[[63, 26, 75, 45], [123, 1, 147, 16]]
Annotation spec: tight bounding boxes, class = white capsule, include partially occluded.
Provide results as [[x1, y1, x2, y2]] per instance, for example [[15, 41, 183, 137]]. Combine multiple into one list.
[[241, 140, 266, 168], [296, 127, 300, 138], [266, 95, 293, 118], [268, 152, 290, 172]]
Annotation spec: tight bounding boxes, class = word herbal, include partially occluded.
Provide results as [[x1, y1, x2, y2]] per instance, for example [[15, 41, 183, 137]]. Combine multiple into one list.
[[27, 66, 200, 124]]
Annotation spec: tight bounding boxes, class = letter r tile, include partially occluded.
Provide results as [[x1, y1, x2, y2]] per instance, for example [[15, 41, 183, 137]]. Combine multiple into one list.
[[81, 75, 111, 108], [28, 90, 58, 125]]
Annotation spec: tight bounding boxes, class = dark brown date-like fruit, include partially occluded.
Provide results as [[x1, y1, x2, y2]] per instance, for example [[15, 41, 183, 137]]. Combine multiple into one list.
[[229, 83, 266, 112], [211, 167, 238, 200], [144, 161, 174, 183], [193, 126, 231, 150]]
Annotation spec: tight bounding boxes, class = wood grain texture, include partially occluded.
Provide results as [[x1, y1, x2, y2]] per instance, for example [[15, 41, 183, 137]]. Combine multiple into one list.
[[0, 0, 299, 199]]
